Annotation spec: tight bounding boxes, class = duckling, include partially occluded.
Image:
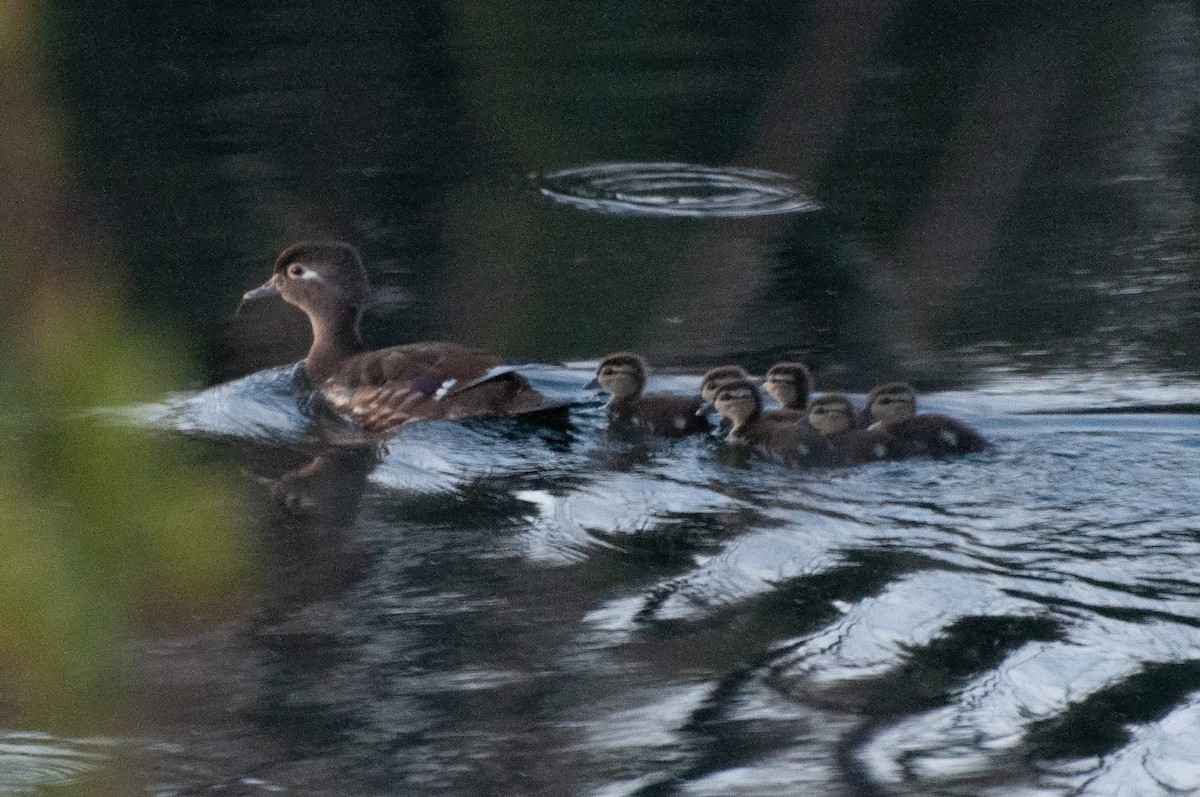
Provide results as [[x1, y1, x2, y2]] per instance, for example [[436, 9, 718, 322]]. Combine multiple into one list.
[[864, 381, 988, 457], [697, 364, 752, 434], [699, 364, 752, 404], [762, 361, 813, 422], [589, 353, 711, 437], [806, 393, 897, 465], [699, 363, 809, 422], [712, 378, 833, 467], [241, 241, 548, 431]]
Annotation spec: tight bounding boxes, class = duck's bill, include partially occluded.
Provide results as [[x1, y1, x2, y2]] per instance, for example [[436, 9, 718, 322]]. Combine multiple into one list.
[[695, 401, 714, 417], [243, 279, 280, 301], [584, 377, 600, 390]]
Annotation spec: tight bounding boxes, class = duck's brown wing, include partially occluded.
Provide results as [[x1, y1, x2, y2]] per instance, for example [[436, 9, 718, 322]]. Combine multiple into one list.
[[317, 342, 543, 430], [333, 342, 504, 388]]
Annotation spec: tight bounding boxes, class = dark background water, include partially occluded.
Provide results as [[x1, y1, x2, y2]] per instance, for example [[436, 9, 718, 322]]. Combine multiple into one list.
[[15, 1, 1200, 795], [55, 0, 1200, 384]]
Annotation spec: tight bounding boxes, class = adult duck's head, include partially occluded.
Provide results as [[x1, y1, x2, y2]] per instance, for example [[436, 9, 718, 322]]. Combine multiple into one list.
[[587, 353, 648, 401], [243, 241, 372, 381], [865, 381, 917, 426], [244, 241, 371, 323]]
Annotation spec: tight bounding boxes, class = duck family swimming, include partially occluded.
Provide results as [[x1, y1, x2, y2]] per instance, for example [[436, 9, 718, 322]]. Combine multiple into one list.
[[592, 359, 987, 466], [241, 241, 988, 465]]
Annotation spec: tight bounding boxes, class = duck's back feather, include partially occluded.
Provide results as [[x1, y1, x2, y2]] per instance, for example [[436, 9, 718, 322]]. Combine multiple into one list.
[[317, 342, 543, 430]]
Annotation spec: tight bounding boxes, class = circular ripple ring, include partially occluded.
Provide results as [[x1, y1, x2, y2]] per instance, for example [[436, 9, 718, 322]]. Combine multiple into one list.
[[536, 162, 822, 218]]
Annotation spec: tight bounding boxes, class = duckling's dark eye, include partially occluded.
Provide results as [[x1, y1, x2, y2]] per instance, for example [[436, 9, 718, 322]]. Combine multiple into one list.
[[288, 264, 306, 278], [602, 367, 613, 376]]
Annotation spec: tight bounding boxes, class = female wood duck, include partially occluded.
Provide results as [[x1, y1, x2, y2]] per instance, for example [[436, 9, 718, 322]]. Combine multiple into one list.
[[711, 378, 833, 467], [588, 353, 710, 437], [806, 393, 896, 465], [241, 241, 547, 431], [864, 381, 988, 456]]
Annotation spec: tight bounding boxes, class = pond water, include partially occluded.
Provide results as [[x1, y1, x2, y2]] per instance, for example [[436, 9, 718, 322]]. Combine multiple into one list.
[[17, 0, 1200, 795], [76, 366, 1200, 797]]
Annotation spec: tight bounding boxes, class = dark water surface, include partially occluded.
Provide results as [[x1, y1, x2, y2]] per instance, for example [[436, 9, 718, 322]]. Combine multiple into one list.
[[107, 369, 1200, 797], [18, 0, 1200, 794]]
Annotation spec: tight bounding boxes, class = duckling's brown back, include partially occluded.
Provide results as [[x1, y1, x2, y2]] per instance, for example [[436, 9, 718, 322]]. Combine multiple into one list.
[[887, 413, 988, 457], [742, 418, 834, 467], [611, 392, 711, 437], [827, 427, 898, 465]]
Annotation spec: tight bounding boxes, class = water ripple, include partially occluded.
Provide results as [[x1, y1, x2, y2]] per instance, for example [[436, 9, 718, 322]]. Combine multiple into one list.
[[0, 732, 107, 794], [535, 162, 821, 218]]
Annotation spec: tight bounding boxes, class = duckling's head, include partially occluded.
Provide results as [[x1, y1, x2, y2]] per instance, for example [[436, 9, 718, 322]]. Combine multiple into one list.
[[763, 362, 812, 410], [593, 353, 648, 401], [807, 393, 858, 436], [712, 378, 762, 428], [699, 364, 751, 403], [244, 241, 371, 320], [866, 381, 917, 426]]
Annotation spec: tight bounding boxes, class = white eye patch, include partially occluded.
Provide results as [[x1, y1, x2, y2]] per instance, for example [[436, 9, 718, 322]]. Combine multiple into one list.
[[286, 262, 325, 282]]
